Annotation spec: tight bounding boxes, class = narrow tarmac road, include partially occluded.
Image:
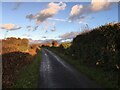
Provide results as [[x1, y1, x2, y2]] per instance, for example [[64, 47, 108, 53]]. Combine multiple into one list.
[[39, 48, 101, 88]]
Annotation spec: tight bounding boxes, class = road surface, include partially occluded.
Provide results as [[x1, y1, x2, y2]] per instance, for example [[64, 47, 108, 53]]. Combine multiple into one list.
[[39, 48, 101, 88]]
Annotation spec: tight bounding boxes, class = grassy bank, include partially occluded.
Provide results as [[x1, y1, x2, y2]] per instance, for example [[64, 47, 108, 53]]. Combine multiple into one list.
[[12, 50, 41, 88], [48, 48, 118, 88]]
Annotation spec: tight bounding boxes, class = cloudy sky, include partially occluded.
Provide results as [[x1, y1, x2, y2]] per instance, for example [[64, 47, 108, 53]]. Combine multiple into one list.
[[0, 1, 118, 41]]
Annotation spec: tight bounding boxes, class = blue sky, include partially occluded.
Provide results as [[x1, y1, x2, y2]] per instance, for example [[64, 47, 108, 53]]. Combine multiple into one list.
[[0, 1, 118, 40]]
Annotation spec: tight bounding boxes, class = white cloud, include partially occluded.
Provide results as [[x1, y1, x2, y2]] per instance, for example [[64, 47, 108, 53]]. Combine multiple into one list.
[[91, 0, 112, 12], [33, 26, 39, 31], [26, 2, 66, 24], [48, 18, 67, 22], [41, 21, 57, 32], [60, 32, 80, 39], [51, 26, 56, 32], [69, 0, 113, 21], [0, 24, 21, 30], [26, 14, 35, 21], [69, 4, 85, 21], [26, 26, 31, 29], [61, 38, 73, 43], [42, 21, 50, 31]]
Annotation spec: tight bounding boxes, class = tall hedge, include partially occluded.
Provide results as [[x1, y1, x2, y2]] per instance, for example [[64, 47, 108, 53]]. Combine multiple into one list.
[[68, 22, 120, 70]]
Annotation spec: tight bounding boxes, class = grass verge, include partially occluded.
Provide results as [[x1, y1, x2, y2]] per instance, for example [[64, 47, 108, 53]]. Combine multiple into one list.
[[12, 50, 41, 88], [48, 48, 118, 88]]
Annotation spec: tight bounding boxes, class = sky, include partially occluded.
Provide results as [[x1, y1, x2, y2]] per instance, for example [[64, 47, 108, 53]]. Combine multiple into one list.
[[0, 1, 119, 41]]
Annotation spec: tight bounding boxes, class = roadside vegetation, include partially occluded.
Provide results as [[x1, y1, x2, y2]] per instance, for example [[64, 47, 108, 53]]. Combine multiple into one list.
[[2, 37, 41, 88], [47, 22, 120, 88], [13, 50, 41, 88]]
